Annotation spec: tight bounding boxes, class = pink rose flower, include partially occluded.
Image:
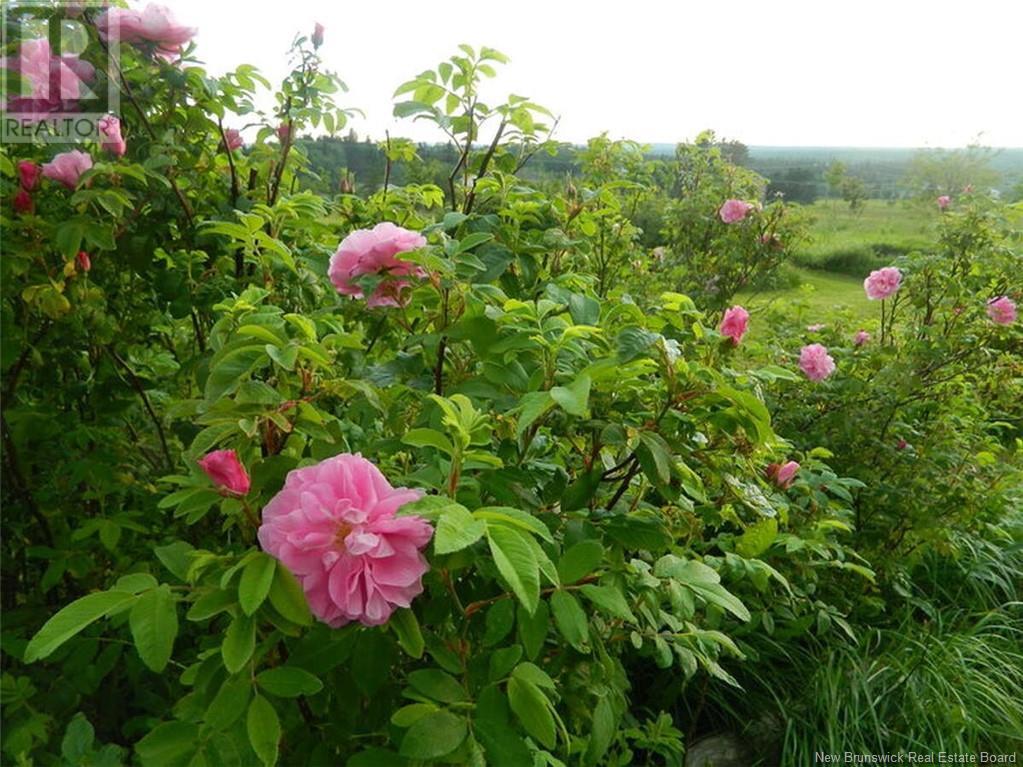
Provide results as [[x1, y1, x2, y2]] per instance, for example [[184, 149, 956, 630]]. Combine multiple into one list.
[[854, 330, 871, 346], [18, 160, 41, 190], [258, 453, 432, 627], [76, 251, 92, 272], [276, 123, 292, 143], [799, 343, 836, 381], [863, 267, 902, 301], [767, 461, 800, 489], [97, 115, 127, 157], [42, 150, 93, 189], [937, 195, 951, 210], [986, 296, 1017, 326], [719, 305, 750, 346], [197, 449, 250, 496], [896, 439, 908, 450], [13, 189, 34, 215], [328, 222, 428, 308], [222, 128, 244, 152], [719, 199, 752, 224], [97, 4, 197, 60], [312, 23, 325, 48], [2, 38, 94, 118]]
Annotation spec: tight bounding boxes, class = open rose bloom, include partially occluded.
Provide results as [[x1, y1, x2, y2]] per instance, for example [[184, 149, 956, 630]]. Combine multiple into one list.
[[258, 453, 433, 627], [854, 330, 871, 346], [719, 199, 753, 224], [329, 222, 428, 308], [986, 296, 1017, 326], [97, 4, 197, 60], [2, 38, 95, 120], [719, 305, 750, 345], [937, 195, 951, 210], [863, 267, 902, 300], [42, 150, 93, 189], [799, 343, 836, 381]]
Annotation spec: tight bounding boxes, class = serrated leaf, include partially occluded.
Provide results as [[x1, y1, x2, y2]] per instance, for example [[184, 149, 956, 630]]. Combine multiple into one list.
[[399, 710, 467, 760], [129, 586, 178, 672], [557, 540, 604, 583], [487, 525, 540, 614], [435, 504, 486, 555], [247, 694, 280, 766], [390, 608, 425, 659], [267, 566, 312, 626], [25, 590, 136, 663], [222, 614, 256, 673], [550, 590, 589, 653], [238, 554, 276, 616], [256, 667, 323, 698], [507, 677, 556, 749]]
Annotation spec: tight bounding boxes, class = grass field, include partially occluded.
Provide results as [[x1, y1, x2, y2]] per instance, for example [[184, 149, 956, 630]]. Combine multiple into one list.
[[741, 267, 874, 323], [795, 198, 938, 274]]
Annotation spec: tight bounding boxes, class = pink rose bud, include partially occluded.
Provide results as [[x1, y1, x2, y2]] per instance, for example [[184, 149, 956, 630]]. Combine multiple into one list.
[[41, 150, 93, 189], [222, 128, 244, 152], [13, 188, 34, 214], [986, 296, 1017, 326], [258, 453, 432, 627], [76, 251, 92, 272], [97, 114, 127, 157], [936, 195, 951, 210], [276, 123, 292, 143], [863, 267, 902, 300], [719, 305, 750, 346], [312, 22, 325, 47], [766, 460, 800, 489], [799, 343, 836, 381], [719, 198, 752, 224], [896, 439, 908, 450], [18, 160, 41, 190], [854, 330, 871, 346], [198, 449, 250, 496]]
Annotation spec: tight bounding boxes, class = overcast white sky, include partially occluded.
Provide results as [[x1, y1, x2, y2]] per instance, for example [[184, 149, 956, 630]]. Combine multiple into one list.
[[168, 0, 1022, 148]]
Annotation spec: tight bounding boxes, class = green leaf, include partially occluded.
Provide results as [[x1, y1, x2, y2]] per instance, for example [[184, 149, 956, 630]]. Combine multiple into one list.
[[222, 614, 256, 673], [247, 694, 280, 767], [25, 590, 137, 662], [238, 554, 276, 616], [452, 232, 495, 254], [435, 504, 486, 554], [408, 669, 467, 703], [482, 599, 516, 646], [550, 590, 589, 652], [637, 431, 674, 487], [268, 566, 312, 626], [736, 517, 778, 559], [517, 601, 549, 661], [205, 674, 252, 731], [135, 721, 200, 767], [154, 541, 195, 582], [511, 662, 556, 690], [550, 374, 591, 417], [687, 582, 751, 622], [487, 525, 540, 614], [205, 345, 266, 402], [61, 713, 95, 763], [579, 584, 636, 621], [256, 667, 323, 698], [399, 711, 468, 760], [557, 540, 604, 583], [584, 697, 615, 765], [187, 589, 236, 622], [475, 507, 552, 542], [402, 428, 454, 455], [390, 608, 425, 659], [507, 677, 556, 749], [129, 586, 178, 672]]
